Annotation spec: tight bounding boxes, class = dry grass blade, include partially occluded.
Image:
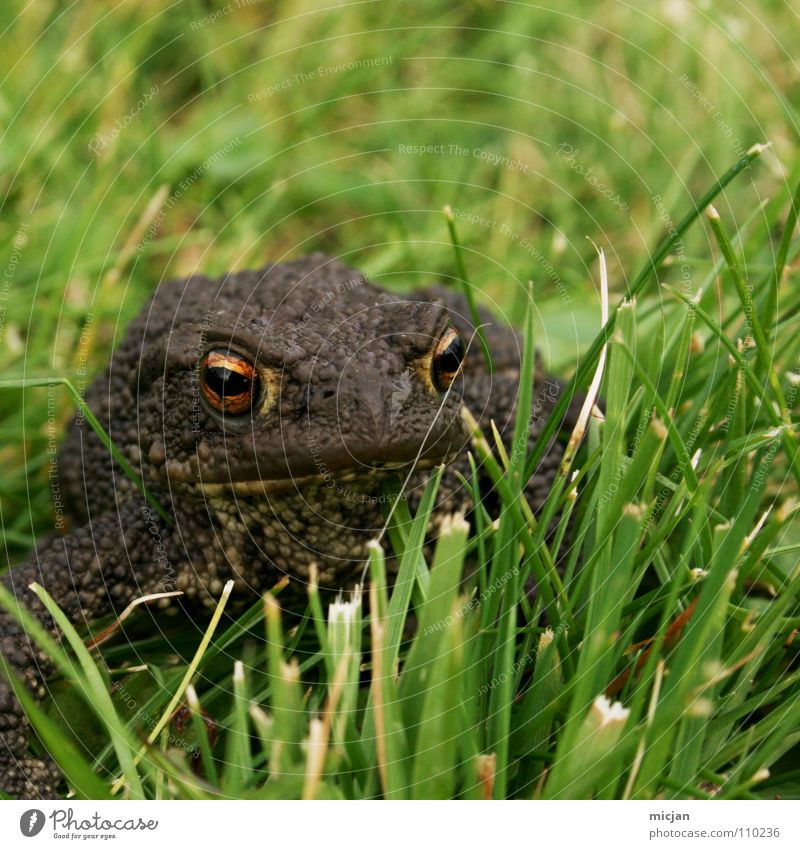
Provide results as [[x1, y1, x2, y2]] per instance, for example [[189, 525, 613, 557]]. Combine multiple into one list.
[[110, 579, 235, 795], [86, 591, 184, 650], [561, 243, 610, 473]]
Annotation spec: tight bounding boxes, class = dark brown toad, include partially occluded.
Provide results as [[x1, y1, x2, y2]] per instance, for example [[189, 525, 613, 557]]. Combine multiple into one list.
[[0, 253, 580, 797]]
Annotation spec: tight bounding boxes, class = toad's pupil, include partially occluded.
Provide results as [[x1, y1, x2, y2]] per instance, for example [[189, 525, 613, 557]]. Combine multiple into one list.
[[432, 331, 465, 391], [437, 336, 464, 373], [201, 351, 259, 414], [207, 366, 250, 396]]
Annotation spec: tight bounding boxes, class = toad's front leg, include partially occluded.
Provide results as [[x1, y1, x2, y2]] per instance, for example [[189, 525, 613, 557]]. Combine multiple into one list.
[[0, 499, 177, 798]]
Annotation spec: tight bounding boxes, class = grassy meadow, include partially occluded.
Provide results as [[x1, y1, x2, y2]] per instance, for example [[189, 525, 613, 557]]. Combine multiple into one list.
[[1, 0, 800, 799]]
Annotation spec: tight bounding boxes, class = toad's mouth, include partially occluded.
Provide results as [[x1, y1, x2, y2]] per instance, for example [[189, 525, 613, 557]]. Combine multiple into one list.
[[192, 454, 455, 496]]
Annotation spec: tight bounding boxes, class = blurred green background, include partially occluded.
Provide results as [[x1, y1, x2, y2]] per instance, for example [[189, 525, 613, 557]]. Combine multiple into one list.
[[1, 0, 798, 557]]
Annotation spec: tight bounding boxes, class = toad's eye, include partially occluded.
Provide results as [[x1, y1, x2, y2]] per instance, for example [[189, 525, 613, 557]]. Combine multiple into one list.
[[200, 350, 260, 415], [431, 328, 465, 392]]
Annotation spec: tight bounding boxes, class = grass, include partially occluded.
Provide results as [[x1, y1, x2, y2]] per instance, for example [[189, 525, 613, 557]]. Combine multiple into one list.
[[2, 1, 800, 799]]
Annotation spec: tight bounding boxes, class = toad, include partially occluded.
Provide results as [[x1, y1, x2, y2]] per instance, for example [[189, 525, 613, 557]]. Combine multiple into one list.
[[0, 253, 579, 797]]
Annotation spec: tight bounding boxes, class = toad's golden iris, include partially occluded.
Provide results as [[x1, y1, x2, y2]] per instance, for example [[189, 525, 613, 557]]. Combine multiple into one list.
[[201, 350, 260, 415], [431, 328, 465, 391]]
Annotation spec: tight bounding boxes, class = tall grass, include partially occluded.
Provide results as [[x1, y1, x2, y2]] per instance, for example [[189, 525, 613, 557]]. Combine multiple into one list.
[[3, 157, 800, 798]]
